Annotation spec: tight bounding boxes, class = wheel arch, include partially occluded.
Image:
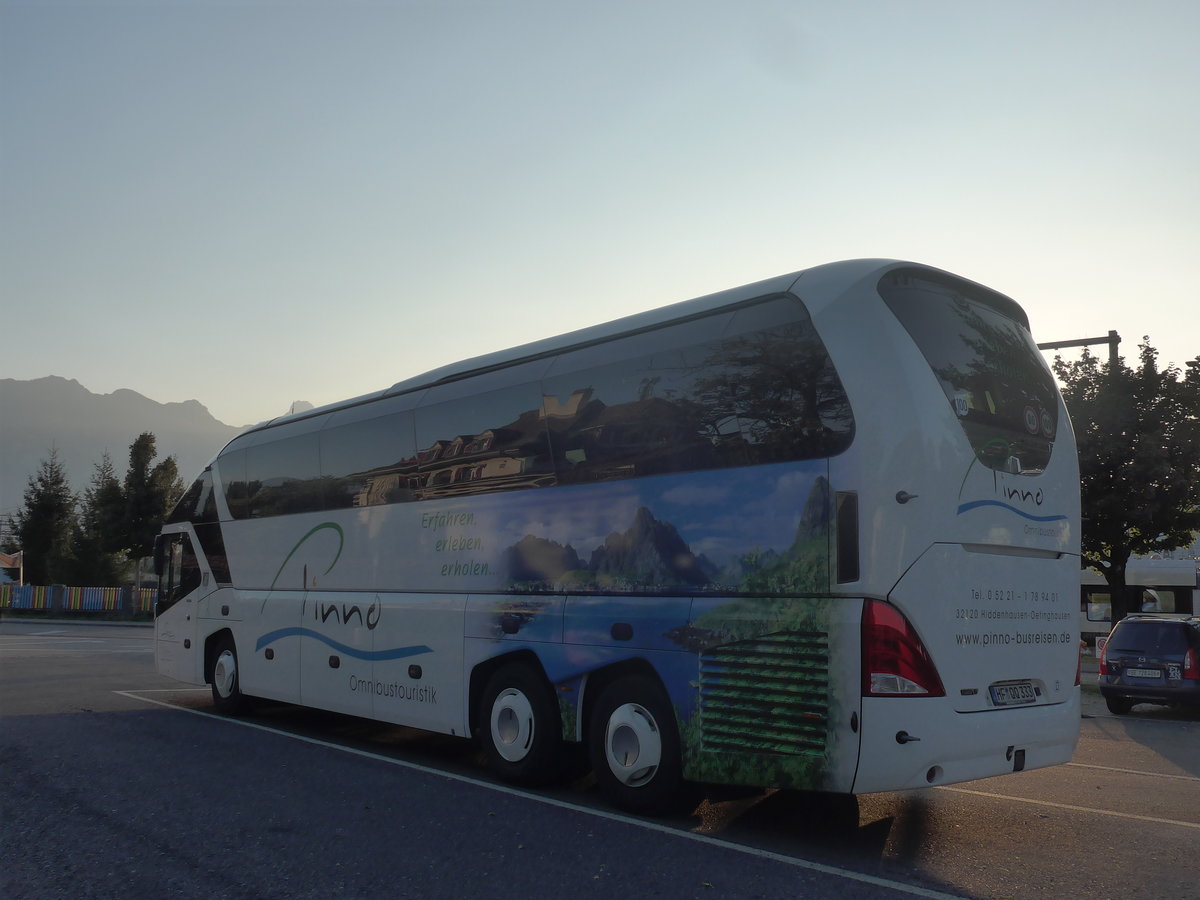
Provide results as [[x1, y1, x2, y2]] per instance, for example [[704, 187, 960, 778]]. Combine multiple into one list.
[[579, 657, 671, 747], [467, 649, 548, 736], [203, 627, 236, 685]]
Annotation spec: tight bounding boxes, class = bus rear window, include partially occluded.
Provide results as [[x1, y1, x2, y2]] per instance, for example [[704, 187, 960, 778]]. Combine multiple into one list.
[[878, 269, 1058, 475]]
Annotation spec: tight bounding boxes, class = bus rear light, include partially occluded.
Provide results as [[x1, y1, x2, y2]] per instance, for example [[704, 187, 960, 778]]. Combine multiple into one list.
[[862, 600, 946, 697]]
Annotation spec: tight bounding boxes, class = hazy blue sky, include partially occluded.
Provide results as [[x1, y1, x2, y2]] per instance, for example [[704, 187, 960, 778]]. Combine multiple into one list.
[[3, 0, 1197, 428]]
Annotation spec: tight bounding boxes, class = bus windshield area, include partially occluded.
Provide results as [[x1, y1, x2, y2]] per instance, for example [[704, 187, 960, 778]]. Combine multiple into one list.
[[877, 269, 1058, 475]]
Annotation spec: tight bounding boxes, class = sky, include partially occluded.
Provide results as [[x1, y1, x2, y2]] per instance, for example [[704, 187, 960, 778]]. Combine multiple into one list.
[[2, 0, 1198, 429]]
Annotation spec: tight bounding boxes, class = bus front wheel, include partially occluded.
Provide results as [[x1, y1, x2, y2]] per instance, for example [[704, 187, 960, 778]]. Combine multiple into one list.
[[588, 674, 690, 815], [210, 634, 249, 716], [479, 663, 564, 785]]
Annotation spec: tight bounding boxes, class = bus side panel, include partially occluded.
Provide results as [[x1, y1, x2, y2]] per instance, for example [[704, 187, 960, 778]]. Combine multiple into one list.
[[235, 590, 303, 705], [155, 597, 204, 685], [682, 596, 862, 793], [367, 592, 467, 736], [297, 591, 375, 718]]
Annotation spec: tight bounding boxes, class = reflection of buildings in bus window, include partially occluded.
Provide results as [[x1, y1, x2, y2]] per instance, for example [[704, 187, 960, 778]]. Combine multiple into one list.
[[543, 389, 593, 421], [413, 409, 555, 499]]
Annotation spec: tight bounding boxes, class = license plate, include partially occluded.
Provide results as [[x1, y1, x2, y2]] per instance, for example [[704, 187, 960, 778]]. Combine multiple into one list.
[[1125, 667, 1161, 679], [989, 681, 1037, 706]]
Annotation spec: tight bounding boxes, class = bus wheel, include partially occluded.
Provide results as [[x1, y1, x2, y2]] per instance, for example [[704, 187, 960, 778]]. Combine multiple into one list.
[[588, 675, 690, 815], [211, 635, 249, 716], [479, 664, 563, 785]]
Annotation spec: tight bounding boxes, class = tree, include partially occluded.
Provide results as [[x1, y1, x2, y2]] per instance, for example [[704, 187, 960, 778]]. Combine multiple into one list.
[[1054, 342, 1200, 623], [12, 448, 77, 585], [121, 432, 185, 561], [72, 452, 128, 586]]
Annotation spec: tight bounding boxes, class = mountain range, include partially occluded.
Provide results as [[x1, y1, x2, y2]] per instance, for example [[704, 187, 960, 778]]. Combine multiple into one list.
[[0, 377, 244, 518]]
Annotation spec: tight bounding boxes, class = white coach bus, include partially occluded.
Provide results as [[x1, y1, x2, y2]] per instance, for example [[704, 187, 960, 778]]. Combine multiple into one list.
[[154, 259, 1081, 813]]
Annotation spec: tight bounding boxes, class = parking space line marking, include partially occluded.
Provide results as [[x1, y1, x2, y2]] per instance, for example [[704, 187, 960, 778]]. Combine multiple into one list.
[[1066, 761, 1200, 783], [938, 786, 1200, 830], [117, 689, 966, 900]]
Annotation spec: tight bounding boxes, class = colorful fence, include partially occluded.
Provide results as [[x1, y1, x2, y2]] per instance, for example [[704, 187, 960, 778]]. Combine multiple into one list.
[[135, 588, 156, 614], [64, 586, 122, 611], [1, 584, 49, 609], [0, 584, 156, 616]]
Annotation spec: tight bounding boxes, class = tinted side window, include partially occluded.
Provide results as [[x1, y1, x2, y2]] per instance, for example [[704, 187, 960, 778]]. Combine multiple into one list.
[[166, 476, 205, 524], [719, 299, 855, 464], [320, 411, 418, 508], [413, 382, 554, 498], [154, 533, 202, 615], [219, 450, 250, 520], [542, 348, 731, 484], [541, 297, 853, 483], [211, 296, 853, 514], [245, 433, 323, 518]]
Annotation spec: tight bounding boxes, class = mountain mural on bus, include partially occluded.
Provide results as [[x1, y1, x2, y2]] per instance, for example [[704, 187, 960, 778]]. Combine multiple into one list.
[[424, 459, 832, 596], [467, 460, 843, 791]]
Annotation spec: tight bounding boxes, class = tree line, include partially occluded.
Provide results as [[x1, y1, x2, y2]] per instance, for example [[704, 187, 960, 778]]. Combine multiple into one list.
[[1054, 341, 1200, 623], [2, 433, 184, 586]]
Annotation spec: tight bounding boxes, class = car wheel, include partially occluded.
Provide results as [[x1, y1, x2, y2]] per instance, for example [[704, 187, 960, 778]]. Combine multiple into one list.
[[1105, 696, 1133, 715], [479, 663, 564, 785]]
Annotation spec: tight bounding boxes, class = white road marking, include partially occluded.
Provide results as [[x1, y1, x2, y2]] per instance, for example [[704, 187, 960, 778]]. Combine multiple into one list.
[[937, 786, 1200, 830], [117, 689, 966, 900], [1066, 761, 1200, 783]]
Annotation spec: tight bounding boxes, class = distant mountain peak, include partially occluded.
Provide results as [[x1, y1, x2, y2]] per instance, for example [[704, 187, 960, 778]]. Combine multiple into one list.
[[0, 376, 241, 514]]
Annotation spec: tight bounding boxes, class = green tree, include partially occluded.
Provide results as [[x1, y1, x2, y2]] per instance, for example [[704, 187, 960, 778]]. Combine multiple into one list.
[[72, 452, 128, 586], [121, 432, 185, 561], [12, 448, 77, 585], [1054, 342, 1200, 623]]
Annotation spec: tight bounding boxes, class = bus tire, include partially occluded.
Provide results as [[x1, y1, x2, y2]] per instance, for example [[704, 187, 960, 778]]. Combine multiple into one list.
[[1105, 696, 1133, 716], [479, 663, 564, 785], [588, 674, 691, 815], [210, 634, 249, 716]]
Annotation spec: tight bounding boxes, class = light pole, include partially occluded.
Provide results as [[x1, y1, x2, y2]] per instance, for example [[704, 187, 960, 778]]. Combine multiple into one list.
[[1037, 329, 1120, 366]]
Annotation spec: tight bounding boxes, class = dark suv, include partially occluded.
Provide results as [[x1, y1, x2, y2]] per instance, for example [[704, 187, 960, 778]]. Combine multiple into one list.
[[1098, 613, 1200, 715]]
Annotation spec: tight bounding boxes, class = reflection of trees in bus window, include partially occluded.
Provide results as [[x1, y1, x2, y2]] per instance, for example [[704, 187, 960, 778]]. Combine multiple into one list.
[[542, 298, 853, 482], [879, 272, 1056, 475], [244, 433, 324, 518], [543, 352, 722, 484], [935, 301, 1055, 474], [220, 450, 250, 520], [694, 335, 854, 465]]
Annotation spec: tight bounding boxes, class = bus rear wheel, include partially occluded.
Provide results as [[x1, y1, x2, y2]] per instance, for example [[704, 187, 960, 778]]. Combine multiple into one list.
[[210, 634, 249, 716], [479, 663, 564, 785], [588, 674, 690, 815]]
